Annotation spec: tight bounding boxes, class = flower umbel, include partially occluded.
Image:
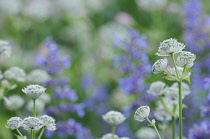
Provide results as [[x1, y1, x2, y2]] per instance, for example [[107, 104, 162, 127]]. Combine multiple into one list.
[[102, 111, 126, 126], [22, 117, 43, 130], [156, 38, 185, 56], [5, 117, 22, 130], [134, 106, 150, 122], [147, 81, 166, 96], [39, 115, 56, 131], [176, 51, 196, 68], [22, 85, 46, 99]]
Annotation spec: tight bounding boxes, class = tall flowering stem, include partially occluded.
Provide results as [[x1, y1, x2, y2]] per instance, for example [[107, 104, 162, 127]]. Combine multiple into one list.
[[112, 126, 116, 139], [152, 38, 196, 139], [178, 82, 182, 139], [170, 53, 182, 139]]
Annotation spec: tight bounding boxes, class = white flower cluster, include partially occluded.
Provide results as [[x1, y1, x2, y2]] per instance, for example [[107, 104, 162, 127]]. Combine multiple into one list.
[[135, 127, 157, 139], [27, 69, 51, 84], [0, 40, 11, 57], [102, 111, 126, 126], [101, 133, 130, 139], [6, 115, 56, 131], [4, 67, 26, 82], [22, 84, 46, 99], [4, 95, 24, 110], [147, 81, 190, 120], [152, 38, 196, 82]]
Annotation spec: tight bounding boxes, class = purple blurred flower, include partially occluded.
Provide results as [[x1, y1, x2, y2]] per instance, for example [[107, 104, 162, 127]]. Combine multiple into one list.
[[114, 29, 151, 95], [189, 121, 210, 139]]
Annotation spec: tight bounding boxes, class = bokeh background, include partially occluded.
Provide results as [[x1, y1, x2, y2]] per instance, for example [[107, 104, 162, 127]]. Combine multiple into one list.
[[1, 0, 210, 138]]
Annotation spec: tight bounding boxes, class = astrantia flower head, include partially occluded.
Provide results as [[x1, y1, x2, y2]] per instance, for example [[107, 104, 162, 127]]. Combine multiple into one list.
[[156, 38, 185, 56], [39, 115, 56, 131], [4, 67, 26, 82], [0, 40, 11, 57], [136, 127, 157, 139], [147, 81, 166, 96], [152, 58, 168, 74], [120, 137, 130, 139], [176, 51, 196, 68], [154, 108, 172, 121], [5, 117, 22, 130], [22, 85, 46, 99], [102, 110, 126, 126], [27, 69, 51, 84], [22, 117, 43, 130], [101, 133, 120, 139], [4, 95, 24, 110], [134, 106, 150, 122]]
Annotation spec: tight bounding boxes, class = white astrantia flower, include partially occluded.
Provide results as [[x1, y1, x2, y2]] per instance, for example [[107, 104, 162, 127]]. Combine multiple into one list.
[[0, 40, 11, 57], [135, 127, 157, 139], [1, 79, 17, 90], [156, 38, 185, 56], [101, 133, 120, 139], [5, 117, 22, 130], [4, 67, 26, 82], [0, 70, 3, 80], [38, 93, 51, 104], [22, 117, 43, 130], [164, 86, 179, 104], [134, 106, 150, 122], [39, 115, 56, 131], [120, 137, 130, 139], [154, 108, 172, 121], [164, 66, 191, 81], [172, 82, 191, 97], [102, 111, 126, 126], [22, 85, 46, 99], [147, 81, 166, 96], [27, 69, 51, 84], [27, 99, 45, 113], [152, 58, 168, 74], [176, 51, 196, 68], [4, 95, 24, 110]]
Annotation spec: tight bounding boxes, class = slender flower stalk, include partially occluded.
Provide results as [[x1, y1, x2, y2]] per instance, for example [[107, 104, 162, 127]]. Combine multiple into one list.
[[38, 127, 45, 139], [145, 118, 162, 139], [112, 126, 116, 139], [178, 82, 182, 139], [170, 53, 183, 139], [16, 129, 24, 138]]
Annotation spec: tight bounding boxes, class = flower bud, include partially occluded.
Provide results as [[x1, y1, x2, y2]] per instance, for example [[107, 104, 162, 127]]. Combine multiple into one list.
[[156, 38, 185, 56], [176, 51, 196, 68], [102, 111, 126, 126], [134, 106, 150, 122], [152, 58, 168, 74]]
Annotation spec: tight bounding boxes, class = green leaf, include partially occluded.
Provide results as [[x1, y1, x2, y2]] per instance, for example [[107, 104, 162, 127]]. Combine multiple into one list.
[[185, 77, 191, 84]]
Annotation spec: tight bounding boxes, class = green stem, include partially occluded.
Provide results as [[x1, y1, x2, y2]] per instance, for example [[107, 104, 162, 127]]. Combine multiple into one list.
[[178, 82, 183, 139], [146, 118, 162, 139], [38, 127, 45, 139], [170, 53, 179, 80], [112, 126, 116, 139], [172, 116, 175, 139], [16, 129, 24, 138], [33, 99, 36, 117], [31, 130, 33, 139], [158, 96, 173, 116], [32, 99, 36, 139]]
